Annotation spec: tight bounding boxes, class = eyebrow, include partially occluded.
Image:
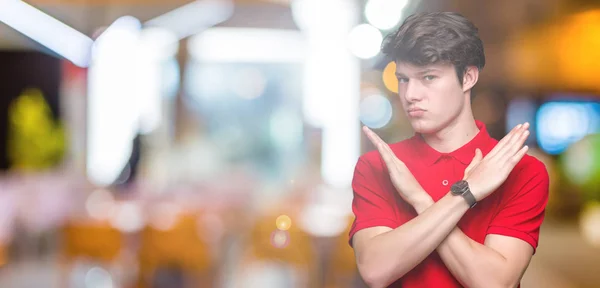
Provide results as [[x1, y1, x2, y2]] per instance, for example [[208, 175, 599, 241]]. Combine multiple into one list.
[[395, 68, 441, 78]]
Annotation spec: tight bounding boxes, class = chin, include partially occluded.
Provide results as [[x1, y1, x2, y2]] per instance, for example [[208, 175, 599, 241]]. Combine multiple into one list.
[[409, 119, 440, 135]]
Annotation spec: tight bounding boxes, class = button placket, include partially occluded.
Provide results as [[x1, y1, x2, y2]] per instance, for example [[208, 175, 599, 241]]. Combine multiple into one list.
[[439, 155, 451, 187]]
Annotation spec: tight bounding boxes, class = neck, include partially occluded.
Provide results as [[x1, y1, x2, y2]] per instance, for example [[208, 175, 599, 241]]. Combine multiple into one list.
[[421, 111, 479, 153]]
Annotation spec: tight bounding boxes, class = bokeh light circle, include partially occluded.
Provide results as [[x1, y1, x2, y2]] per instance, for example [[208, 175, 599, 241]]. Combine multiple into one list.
[[360, 93, 393, 129], [275, 215, 292, 231], [561, 134, 600, 199], [382, 61, 398, 93], [365, 0, 409, 30], [270, 230, 290, 249], [580, 201, 600, 247], [348, 24, 382, 59]]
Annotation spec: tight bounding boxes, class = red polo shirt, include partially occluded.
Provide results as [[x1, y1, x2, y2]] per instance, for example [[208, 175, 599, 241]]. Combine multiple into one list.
[[349, 120, 549, 288]]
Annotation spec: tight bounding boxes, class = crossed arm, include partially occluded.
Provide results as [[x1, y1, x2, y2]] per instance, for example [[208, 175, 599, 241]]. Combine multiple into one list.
[[352, 124, 541, 288], [352, 191, 533, 288]]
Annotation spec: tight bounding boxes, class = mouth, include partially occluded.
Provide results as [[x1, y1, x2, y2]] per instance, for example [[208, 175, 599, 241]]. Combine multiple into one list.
[[407, 108, 426, 117]]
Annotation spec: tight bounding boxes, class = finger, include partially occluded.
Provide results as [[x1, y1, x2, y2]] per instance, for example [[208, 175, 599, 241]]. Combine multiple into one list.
[[505, 123, 529, 150], [465, 149, 482, 177], [363, 126, 397, 167], [465, 148, 483, 175], [363, 126, 399, 160], [491, 123, 526, 155], [506, 128, 530, 157], [378, 142, 397, 166], [363, 126, 379, 145], [488, 123, 528, 158], [487, 124, 522, 157], [498, 126, 530, 162], [505, 145, 529, 170], [381, 141, 406, 170], [474, 148, 483, 161], [497, 123, 525, 148], [363, 126, 388, 147], [363, 127, 408, 172]]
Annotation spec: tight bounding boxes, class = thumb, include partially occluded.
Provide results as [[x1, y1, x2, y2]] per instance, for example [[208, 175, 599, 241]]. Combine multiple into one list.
[[474, 148, 483, 162], [465, 148, 483, 175]]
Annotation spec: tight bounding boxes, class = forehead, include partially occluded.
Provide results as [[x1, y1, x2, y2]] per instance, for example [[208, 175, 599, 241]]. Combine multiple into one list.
[[395, 61, 454, 76]]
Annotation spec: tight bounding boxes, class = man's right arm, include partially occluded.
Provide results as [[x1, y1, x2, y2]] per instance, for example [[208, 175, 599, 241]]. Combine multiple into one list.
[[352, 191, 468, 288], [353, 123, 531, 287]]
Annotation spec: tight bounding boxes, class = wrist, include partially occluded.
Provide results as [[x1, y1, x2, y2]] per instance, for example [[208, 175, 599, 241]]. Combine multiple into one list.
[[451, 179, 478, 208], [464, 181, 485, 202], [446, 191, 471, 211], [469, 185, 481, 202]]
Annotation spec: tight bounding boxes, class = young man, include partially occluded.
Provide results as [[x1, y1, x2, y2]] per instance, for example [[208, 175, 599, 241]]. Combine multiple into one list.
[[349, 12, 549, 288]]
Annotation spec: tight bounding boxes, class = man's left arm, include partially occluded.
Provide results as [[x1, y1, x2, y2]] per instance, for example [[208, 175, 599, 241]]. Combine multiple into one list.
[[415, 160, 549, 288]]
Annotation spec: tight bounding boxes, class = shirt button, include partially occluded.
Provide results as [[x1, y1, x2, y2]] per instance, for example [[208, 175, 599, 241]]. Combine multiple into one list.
[[442, 180, 449, 186]]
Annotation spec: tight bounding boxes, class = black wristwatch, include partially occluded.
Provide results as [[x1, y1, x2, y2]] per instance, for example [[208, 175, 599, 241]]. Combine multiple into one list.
[[450, 180, 477, 208]]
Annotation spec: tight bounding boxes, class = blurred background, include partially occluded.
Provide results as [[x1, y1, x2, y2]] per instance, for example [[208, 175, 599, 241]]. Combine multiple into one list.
[[0, 0, 599, 287]]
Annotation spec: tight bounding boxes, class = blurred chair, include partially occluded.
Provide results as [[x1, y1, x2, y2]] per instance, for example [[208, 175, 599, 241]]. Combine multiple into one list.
[[60, 220, 124, 286], [238, 210, 317, 288], [61, 220, 123, 263], [0, 243, 7, 268], [137, 212, 215, 288]]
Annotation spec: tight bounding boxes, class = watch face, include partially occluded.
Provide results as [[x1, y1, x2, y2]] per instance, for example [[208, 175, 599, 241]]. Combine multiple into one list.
[[451, 180, 468, 195]]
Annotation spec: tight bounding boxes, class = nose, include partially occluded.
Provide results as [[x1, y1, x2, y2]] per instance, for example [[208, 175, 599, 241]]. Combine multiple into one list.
[[403, 80, 423, 103]]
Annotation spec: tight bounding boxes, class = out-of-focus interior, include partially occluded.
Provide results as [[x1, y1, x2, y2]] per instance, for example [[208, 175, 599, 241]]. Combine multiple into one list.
[[0, 0, 599, 287]]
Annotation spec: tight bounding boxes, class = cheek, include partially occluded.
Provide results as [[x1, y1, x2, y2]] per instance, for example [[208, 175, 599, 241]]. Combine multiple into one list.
[[431, 80, 464, 108], [396, 94, 408, 107]]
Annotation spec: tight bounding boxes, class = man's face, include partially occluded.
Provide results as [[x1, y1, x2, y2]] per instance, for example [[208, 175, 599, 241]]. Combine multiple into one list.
[[395, 61, 467, 134]]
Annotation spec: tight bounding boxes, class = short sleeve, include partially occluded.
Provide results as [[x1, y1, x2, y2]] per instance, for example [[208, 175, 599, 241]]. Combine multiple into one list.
[[486, 160, 549, 253], [348, 155, 399, 247]]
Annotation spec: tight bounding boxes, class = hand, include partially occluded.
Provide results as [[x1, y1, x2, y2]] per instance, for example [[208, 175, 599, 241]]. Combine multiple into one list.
[[463, 123, 530, 201], [362, 126, 431, 207]]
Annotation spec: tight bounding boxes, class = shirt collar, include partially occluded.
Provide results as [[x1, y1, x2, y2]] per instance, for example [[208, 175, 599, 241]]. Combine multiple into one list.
[[410, 120, 494, 166]]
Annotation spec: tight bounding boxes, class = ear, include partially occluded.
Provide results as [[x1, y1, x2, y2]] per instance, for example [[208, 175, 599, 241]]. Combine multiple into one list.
[[462, 66, 479, 93]]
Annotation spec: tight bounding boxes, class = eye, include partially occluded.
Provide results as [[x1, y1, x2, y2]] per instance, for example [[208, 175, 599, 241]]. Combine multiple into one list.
[[424, 75, 437, 81], [398, 77, 409, 83]]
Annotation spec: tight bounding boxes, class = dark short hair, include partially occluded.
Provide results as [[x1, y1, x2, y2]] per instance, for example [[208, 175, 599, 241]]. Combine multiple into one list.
[[382, 12, 485, 84]]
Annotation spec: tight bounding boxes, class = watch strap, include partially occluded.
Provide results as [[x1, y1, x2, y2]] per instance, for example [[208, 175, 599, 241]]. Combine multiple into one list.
[[462, 189, 477, 208]]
